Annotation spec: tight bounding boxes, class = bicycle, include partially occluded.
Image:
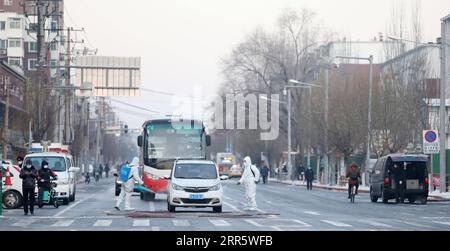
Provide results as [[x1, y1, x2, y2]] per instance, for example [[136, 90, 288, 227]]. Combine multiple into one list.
[[349, 185, 356, 203]]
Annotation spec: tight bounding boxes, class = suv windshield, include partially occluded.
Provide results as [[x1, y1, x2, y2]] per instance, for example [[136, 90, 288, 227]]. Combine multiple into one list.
[[174, 163, 217, 179], [25, 157, 66, 172]]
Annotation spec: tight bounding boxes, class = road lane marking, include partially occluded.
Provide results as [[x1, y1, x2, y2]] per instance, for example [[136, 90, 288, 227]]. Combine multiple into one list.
[[209, 219, 231, 227], [93, 220, 112, 227], [245, 219, 263, 227], [432, 221, 450, 226], [292, 220, 312, 227], [11, 219, 37, 227], [133, 219, 150, 227], [222, 201, 243, 213], [54, 194, 96, 217], [172, 220, 190, 227], [51, 220, 75, 227], [148, 201, 155, 212], [394, 220, 432, 228], [358, 220, 392, 228], [151, 226, 160, 231], [271, 226, 283, 231], [304, 211, 320, 216], [321, 220, 352, 227]]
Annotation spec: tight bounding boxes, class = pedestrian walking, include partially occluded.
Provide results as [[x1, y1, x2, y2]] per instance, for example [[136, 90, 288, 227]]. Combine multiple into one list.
[[261, 165, 269, 184], [99, 164, 104, 179], [393, 163, 406, 203], [115, 158, 143, 211], [305, 166, 314, 190], [297, 162, 305, 181], [37, 161, 57, 208], [237, 156, 260, 211], [19, 159, 38, 215], [105, 163, 110, 178]]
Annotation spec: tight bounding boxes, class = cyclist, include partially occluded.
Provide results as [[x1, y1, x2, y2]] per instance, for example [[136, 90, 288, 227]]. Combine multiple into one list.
[[346, 163, 361, 199]]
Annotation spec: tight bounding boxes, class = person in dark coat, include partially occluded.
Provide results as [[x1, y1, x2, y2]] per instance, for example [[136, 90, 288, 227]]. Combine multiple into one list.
[[37, 160, 58, 208], [393, 163, 406, 203], [346, 163, 361, 198], [305, 166, 314, 190], [105, 163, 110, 178], [261, 165, 269, 184], [99, 164, 104, 179], [297, 163, 305, 181], [19, 159, 38, 215]]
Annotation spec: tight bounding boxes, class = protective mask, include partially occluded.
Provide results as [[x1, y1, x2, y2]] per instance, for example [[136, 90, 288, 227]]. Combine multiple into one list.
[[44, 165, 49, 169], [26, 165, 31, 168]]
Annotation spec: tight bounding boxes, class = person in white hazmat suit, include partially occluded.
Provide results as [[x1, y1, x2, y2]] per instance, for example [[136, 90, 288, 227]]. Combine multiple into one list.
[[114, 157, 144, 211], [237, 156, 260, 211]]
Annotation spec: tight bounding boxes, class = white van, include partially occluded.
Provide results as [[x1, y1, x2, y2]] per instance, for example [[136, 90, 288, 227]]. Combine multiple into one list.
[[23, 152, 80, 205], [1, 163, 24, 209]]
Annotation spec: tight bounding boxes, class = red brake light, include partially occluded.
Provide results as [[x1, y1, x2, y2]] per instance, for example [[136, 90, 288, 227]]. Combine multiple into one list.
[[424, 178, 429, 185], [384, 177, 390, 185]]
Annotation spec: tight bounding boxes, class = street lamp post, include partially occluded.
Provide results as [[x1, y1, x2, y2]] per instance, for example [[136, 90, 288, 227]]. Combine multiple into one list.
[[286, 80, 324, 181], [336, 55, 374, 185]]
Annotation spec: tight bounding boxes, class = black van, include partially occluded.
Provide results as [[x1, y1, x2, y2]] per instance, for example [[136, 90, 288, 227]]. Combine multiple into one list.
[[369, 154, 429, 204]]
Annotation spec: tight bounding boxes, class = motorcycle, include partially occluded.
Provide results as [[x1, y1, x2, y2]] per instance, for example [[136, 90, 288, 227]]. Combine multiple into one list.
[[37, 177, 62, 208]]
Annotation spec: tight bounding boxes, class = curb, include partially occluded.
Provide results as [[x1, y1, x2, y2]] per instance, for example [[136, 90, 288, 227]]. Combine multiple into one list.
[[268, 179, 450, 201]]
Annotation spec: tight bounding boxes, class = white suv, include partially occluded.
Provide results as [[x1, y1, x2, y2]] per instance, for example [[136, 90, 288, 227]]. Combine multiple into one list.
[[167, 160, 223, 213]]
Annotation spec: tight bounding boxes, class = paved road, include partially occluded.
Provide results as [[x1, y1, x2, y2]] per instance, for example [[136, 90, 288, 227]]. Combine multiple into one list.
[[1, 177, 450, 231]]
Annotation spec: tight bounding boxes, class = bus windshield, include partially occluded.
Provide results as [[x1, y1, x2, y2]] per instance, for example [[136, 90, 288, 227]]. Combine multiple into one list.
[[146, 122, 205, 159]]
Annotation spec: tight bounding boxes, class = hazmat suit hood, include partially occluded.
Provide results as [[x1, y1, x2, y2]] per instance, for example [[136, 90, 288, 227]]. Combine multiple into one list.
[[130, 157, 139, 167], [244, 156, 252, 167]]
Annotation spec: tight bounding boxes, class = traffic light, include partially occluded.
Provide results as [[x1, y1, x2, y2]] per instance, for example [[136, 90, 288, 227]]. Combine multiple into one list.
[[124, 124, 129, 134]]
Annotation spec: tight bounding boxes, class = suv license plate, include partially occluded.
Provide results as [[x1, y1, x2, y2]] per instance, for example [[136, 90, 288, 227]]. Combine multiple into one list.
[[189, 194, 204, 200]]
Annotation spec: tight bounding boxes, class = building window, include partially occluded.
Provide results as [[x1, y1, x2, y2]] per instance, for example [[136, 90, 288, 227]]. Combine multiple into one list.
[[8, 39, 21, 48], [51, 21, 58, 32], [50, 60, 57, 68], [50, 42, 57, 51], [28, 59, 37, 71], [0, 40, 7, 50], [28, 42, 37, 52], [4, 0, 13, 6], [9, 18, 21, 29], [0, 21, 6, 30], [8, 57, 21, 67]]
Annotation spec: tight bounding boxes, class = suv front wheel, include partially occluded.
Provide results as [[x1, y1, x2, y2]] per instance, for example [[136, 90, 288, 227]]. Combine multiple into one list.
[[370, 187, 378, 203], [168, 203, 176, 212]]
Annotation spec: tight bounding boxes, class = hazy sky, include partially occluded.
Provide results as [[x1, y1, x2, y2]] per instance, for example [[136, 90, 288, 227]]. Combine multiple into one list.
[[64, 0, 450, 128]]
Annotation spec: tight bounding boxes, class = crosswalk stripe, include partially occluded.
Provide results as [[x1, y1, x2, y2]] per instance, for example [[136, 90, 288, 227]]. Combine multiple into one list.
[[395, 220, 432, 228], [51, 220, 75, 227], [321, 220, 352, 227], [133, 219, 150, 227], [12, 219, 37, 227], [172, 220, 190, 227], [304, 211, 320, 216], [245, 219, 263, 227], [151, 226, 160, 231], [209, 219, 231, 227], [293, 220, 312, 227], [358, 220, 392, 228], [432, 221, 450, 226], [93, 220, 112, 227]]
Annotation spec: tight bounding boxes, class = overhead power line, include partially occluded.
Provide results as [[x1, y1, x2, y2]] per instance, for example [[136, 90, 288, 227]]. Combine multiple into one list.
[[110, 99, 160, 114]]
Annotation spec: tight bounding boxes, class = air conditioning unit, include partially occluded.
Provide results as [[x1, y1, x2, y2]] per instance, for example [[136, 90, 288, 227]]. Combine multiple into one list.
[[0, 49, 7, 55]]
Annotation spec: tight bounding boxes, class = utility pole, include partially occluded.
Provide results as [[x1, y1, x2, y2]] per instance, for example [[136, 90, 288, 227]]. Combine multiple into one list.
[[64, 27, 72, 145], [36, 0, 46, 138], [324, 68, 329, 184], [95, 97, 103, 166], [440, 15, 450, 193], [2, 76, 10, 160]]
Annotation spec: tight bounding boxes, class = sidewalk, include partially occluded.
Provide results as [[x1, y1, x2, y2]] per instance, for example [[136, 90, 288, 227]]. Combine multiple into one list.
[[268, 178, 450, 201]]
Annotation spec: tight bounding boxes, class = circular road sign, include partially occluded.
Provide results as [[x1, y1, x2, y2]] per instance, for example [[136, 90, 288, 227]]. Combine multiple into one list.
[[425, 131, 437, 143]]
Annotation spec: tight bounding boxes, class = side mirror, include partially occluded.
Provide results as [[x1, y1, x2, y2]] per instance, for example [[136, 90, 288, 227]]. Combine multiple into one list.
[[113, 173, 118, 177], [220, 175, 229, 180], [163, 175, 171, 180], [205, 135, 211, 146], [137, 135, 143, 147], [69, 167, 80, 173]]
